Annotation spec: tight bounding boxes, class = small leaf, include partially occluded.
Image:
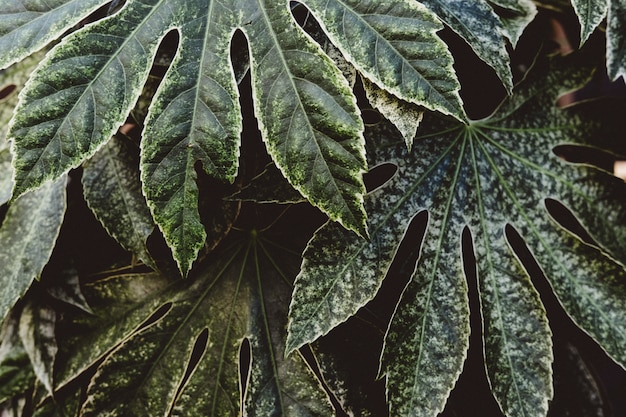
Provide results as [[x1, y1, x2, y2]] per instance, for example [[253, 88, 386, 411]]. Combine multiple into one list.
[[0, 0, 109, 70], [489, 0, 537, 46], [419, 0, 514, 93], [571, 0, 608, 45], [362, 77, 423, 149], [83, 135, 156, 269], [18, 300, 57, 395], [301, 0, 466, 120], [45, 264, 93, 314], [243, 0, 368, 237], [0, 175, 66, 323], [0, 313, 35, 403], [607, 0, 626, 81]]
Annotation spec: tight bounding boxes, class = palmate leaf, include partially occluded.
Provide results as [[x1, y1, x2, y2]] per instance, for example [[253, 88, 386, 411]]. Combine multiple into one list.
[[55, 232, 332, 416], [287, 53, 626, 417], [6, 0, 369, 276]]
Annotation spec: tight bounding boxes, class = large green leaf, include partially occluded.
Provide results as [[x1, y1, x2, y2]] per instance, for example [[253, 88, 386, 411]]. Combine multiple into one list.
[[54, 231, 332, 416], [288, 53, 626, 416], [0, 175, 66, 323], [0, 0, 108, 70], [7, 0, 368, 275], [301, 0, 466, 121]]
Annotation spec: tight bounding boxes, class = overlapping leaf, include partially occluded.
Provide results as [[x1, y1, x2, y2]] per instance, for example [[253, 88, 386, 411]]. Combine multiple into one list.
[[288, 53, 626, 416], [54, 232, 332, 416], [570, 0, 625, 80], [6, 0, 369, 275], [490, 0, 537, 46], [0, 0, 109, 70], [83, 135, 156, 269], [301, 0, 466, 121], [0, 175, 66, 324]]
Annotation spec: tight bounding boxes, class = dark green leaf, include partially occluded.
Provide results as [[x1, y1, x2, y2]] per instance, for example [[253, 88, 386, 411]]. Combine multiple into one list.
[[83, 135, 156, 269], [0, 0, 108, 70], [0, 314, 35, 403], [0, 175, 66, 323]]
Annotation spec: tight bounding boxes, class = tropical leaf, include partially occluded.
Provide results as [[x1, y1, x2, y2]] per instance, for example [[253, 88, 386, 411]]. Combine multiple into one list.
[[489, 0, 537, 47], [0, 175, 66, 323], [83, 135, 156, 269], [55, 231, 332, 416], [7, 0, 368, 275], [18, 300, 57, 395], [419, 0, 513, 93], [570, 0, 608, 45], [0, 313, 35, 404], [607, 0, 626, 80], [288, 53, 626, 416], [0, 0, 109, 70], [301, 0, 466, 121]]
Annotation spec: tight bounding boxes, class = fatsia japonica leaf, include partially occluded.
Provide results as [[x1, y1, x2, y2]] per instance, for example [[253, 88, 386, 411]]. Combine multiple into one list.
[[7, 0, 368, 275], [288, 53, 626, 417], [0, 313, 35, 403], [83, 135, 156, 269], [73, 233, 332, 416], [489, 0, 537, 47], [18, 300, 57, 395], [0, 175, 66, 324], [418, 0, 513, 93], [0, 51, 44, 205], [571, 0, 608, 45], [0, 0, 109, 70], [300, 0, 465, 121]]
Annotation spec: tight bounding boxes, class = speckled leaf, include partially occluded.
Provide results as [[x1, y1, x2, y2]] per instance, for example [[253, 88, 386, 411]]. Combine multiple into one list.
[[489, 0, 537, 46], [289, 53, 626, 416], [140, 0, 243, 276], [607, 0, 626, 80], [78, 233, 332, 416], [300, 0, 466, 121], [362, 77, 423, 149], [0, 175, 66, 324], [0, 0, 108, 70], [18, 300, 57, 395], [242, 0, 368, 238], [7, 0, 183, 198], [0, 51, 44, 205], [83, 135, 156, 269], [0, 313, 35, 403], [45, 263, 92, 314], [419, 0, 513, 93], [571, 0, 608, 45]]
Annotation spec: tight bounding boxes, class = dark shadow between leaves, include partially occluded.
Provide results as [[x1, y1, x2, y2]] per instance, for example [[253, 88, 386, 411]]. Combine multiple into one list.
[[239, 337, 251, 401]]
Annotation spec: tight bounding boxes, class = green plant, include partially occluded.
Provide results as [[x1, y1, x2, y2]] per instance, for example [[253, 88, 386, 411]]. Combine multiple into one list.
[[1, 0, 625, 416]]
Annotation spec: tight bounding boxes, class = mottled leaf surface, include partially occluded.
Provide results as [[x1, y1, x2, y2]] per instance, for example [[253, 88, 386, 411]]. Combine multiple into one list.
[[288, 53, 626, 416], [0, 0, 108, 70], [140, 0, 242, 276], [55, 232, 332, 416], [571, 0, 608, 44], [0, 175, 66, 323], [0, 314, 35, 403], [83, 135, 156, 269], [419, 0, 513, 93], [301, 0, 466, 120], [18, 300, 57, 395], [489, 0, 537, 46], [607, 0, 626, 80]]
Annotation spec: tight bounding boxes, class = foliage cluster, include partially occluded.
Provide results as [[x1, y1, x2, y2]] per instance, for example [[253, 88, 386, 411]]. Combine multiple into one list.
[[1, 0, 626, 416]]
